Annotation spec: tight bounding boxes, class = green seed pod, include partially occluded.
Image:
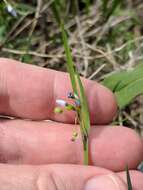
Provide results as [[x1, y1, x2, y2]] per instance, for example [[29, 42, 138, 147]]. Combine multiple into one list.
[[54, 107, 63, 113], [73, 131, 78, 137], [71, 131, 78, 141]]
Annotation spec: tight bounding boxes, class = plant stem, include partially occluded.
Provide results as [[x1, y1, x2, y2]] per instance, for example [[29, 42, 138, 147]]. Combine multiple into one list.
[[62, 27, 90, 164], [83, 136, 89, 165]]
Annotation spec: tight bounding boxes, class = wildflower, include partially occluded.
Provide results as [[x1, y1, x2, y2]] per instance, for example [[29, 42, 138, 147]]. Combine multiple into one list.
[[6, 4, 17, 17], [56, 99, 68, 107], [56, 99, 75, 111]]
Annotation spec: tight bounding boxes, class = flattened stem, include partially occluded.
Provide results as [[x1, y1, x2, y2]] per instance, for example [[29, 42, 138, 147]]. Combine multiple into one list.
[[61, 22, 90, 165], [83, 133, 89, 165], [78, 112, 89, 165]]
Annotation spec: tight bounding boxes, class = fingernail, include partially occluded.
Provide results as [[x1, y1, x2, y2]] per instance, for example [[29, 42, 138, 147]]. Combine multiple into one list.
[[84, 174, 126, 190]]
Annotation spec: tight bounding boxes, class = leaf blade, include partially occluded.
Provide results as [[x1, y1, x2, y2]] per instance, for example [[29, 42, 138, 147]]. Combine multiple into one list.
[[61, 22, 90, 165], [75, 73, 90, 133], [115, 77, 143, 108], [61, 23, 78, 93], [102, 62, 143, 108], [102, 63, 143, 92]]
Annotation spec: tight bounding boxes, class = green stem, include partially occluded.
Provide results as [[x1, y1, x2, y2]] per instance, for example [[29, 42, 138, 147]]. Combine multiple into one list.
[[60, 18, 90, 166], [83, 137, 89, 165], [78, 105, 89, 165]]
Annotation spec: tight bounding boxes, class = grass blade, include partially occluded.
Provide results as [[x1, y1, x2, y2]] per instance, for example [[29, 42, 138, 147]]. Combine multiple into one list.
[[106, 0, 123, 20], [83, 0, 90, 13], [115, 77, 143, 108], [102, 0, 123, 20], [102, 63, 143, 108], [101, 0, 109, 13], [75, 73, 90, 133], [51, 1, 61, 25], [61, 23, 78, 93], [61, 21, 90, 128], [102, 63, 143, 91], [75, 73, 90, 164], [61, 22, 90, 165]]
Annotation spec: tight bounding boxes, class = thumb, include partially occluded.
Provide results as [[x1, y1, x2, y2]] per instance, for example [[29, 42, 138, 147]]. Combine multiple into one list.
[[84, 174, 127, 190]]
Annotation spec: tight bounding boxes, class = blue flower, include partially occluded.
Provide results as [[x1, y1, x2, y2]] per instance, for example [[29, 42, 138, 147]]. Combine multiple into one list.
[[6, 4, 17, 17], [56, 99, 68, 107]]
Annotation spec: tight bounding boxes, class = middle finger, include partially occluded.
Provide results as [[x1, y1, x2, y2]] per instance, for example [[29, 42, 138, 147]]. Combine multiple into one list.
[[0, 119, 142, 171]]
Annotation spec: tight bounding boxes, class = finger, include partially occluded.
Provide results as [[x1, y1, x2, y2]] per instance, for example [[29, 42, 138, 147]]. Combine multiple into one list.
[[0, 164, 128, 190], [0, 58, 117, 124], [118, 170, 143, 190], [0, 119, 142, 171]]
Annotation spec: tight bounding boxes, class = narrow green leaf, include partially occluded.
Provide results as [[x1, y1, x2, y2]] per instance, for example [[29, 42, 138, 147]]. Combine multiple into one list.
[[102, 63, 143, 92], [102, 62, 143, 108], [61, 23, 78, 93], [51, 1, 61, 25], [53, 0, 62, 7], [75, 73, 90, 133], [106, 0, 123, 20], [115, 77, 143, 108], [101, 0, 109, 13], [75, 73, 90, 165], [15, 3, 35, 16], [83, 0, 90, 13], [60, 22, 90, 165], [102, 0, 123, 20], [126, 165, 133, 190], [61, 22, 90, 132]]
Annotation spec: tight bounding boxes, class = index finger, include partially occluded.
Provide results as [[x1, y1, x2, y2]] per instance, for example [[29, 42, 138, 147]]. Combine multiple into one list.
[[0, 58, 117, 124]]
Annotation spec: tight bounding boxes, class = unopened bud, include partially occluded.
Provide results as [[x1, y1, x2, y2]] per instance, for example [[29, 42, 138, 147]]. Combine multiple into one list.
[[67, 92, 75, 99], [71, 131, 78, 141]]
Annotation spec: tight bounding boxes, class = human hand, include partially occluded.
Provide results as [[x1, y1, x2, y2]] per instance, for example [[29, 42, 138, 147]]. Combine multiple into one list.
[[0, 58, 142, 190]]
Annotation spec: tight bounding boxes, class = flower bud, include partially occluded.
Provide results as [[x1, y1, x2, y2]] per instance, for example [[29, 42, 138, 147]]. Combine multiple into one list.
[[67, 92, 75, 99], [71, 131, 78, 141]]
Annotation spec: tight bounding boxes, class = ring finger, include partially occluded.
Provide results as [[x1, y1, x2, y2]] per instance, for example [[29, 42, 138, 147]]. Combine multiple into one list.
[[0, 119, 142, 171]]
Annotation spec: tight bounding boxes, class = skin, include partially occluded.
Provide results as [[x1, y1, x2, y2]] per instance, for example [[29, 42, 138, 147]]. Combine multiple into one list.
[[0, 58, 142, 190]]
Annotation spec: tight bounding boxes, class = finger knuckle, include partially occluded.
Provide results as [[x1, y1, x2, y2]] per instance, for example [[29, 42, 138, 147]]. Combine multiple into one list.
[[37, 169, 70, 190]]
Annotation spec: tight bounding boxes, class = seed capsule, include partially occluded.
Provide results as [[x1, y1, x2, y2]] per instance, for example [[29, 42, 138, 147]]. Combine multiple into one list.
[[71, 131, 78, 141]]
